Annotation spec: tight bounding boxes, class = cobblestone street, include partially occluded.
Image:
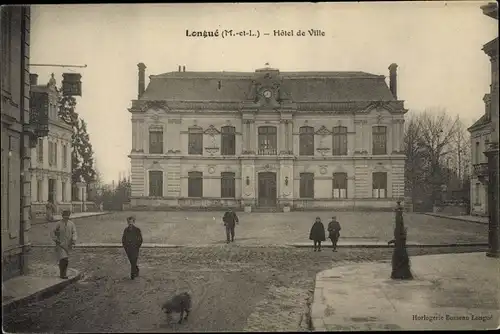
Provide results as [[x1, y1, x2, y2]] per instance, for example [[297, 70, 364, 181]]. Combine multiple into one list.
[[29, 211, 487, 246], [3, 245, 487, 333]]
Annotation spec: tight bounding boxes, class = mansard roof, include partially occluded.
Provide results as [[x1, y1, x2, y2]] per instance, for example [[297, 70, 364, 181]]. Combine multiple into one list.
[[139, 70, 396, 102]]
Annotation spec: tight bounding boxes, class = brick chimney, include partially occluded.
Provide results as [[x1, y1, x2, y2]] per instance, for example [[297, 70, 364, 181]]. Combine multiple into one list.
[[137, 63, 146, 99], [30, 73, 38, 86], [388, 63, 398, 99]]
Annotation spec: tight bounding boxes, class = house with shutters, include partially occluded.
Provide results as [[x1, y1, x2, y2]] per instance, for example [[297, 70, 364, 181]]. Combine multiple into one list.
[[128, 63, 407, 211]]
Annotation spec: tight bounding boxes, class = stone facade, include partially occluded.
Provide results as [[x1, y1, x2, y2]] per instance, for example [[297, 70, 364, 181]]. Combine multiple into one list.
[[468, 3, 498, 217], [1, 6, 32, 280], [129, 64, 407, 211], [29, 74, 73, 219]]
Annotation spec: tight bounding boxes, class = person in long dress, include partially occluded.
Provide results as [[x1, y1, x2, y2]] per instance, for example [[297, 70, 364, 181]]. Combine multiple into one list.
[[309, 217, 326, 252]]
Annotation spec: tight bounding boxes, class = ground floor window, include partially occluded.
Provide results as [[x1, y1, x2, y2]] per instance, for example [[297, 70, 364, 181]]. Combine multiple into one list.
[[188, 171, 203, 197], [37, 179, 43, 202], [372, 172, 387, 198], [300, 173, 314, 198], [149, 171, 163, 197], [475, 183, 481, 205], [221, 172, 235, 198], [61, 181, 66, 202], [332, 172, 347, 198]]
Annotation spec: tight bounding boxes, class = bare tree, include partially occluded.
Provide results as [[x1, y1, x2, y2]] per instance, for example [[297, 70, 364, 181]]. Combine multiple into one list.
[[404, 108, 463, 209]]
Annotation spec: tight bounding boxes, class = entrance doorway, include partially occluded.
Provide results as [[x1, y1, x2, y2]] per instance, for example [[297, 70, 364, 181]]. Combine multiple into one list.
[[48, 179, 56, 203], [258, 172, 277, 207]]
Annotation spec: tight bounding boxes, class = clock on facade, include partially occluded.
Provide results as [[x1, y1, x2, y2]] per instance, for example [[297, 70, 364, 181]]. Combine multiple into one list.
[[263, 90, 272, 98]]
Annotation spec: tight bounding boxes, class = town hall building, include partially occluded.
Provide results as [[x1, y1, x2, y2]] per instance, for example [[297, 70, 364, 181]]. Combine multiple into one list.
[[128, 64, 407, 211]]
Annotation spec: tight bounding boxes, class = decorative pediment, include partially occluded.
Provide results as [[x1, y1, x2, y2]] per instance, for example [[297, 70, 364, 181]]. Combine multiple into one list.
[[142, 100, 169, 112], [315, 125, 332, 135], [149, 124, 163, 131], [148, 161, 163, 170], [188, 125, 203, 132], [204, 125, 220, 136]]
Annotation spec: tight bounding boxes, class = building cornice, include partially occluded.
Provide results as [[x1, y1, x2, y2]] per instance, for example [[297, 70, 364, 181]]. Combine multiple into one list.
[[483, 37, 499, 58], [128, 99, 407, 115]]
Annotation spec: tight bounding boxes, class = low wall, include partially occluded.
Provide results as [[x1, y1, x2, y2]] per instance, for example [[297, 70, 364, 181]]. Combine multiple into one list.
[[130, 197, 399, 212], [433, 203, 467, 216]]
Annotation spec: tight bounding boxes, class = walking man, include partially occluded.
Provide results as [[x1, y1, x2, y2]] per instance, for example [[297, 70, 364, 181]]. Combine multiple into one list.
[[51, 210, 77, 279], [327, 216, 342, 252], [223, 208, 239, 243], [122, 216, 143, 279]]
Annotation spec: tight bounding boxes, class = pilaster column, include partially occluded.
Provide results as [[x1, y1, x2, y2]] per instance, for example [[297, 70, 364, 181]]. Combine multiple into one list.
[[392, 120, 398, 153], [398, 120, 404, 152], [132, 120, 138, 151], [287, 120, 293, 154], [279, 120, 286, 153], [249, 120, 255, 153], [485, 143, 499, 257], [242, 120, 248, 153], [138, 121, 144, 152]]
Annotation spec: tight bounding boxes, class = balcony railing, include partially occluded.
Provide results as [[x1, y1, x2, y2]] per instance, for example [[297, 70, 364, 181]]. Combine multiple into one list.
[[473, 163, 488, 177], [258, 148, 277, 155]]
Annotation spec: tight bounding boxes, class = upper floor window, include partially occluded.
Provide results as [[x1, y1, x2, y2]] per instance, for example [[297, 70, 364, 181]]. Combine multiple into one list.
[[1, 8, 12, 93], [299, 126, 315, 156], [48, 142, 58, 167], [332, 126, 348, 156], [300, 173, 314, 198], [372, 126, 387, 155], [221, 126, 236, 155], [188, 171, 203, 197], [149, 170, 163, 197], [333, 172, 347, 199], [63, 144, 68, 168], [258, 126, 277, 155], [149, 127, 163, 154], [188, 127, 203, 155], [37, 138, 43, 163], [372, 172, 387, 198], [221, 172, 236, 198], [475, 141, 480, 163]]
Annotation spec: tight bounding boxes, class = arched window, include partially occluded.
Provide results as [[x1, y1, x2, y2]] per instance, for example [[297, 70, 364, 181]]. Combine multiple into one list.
[[300, 173, 314, 198], [332, 173, 347, 198], [188, 127, 203, 155], [149, 126, 163, 154], [372, 126, 387, 155], [221, 126, 236, 155], [221, 172, 236, 198], [372, 172, 387, 198], [299, 126, 314, 156], [332, 126, 347, 156], [258, 126, 277, 155], [188, 171, 203, 197], [149, 171, 163, 197]]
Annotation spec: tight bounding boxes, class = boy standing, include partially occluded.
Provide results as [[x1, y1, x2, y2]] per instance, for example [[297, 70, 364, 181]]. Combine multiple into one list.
[[51, 210, 77, 279]]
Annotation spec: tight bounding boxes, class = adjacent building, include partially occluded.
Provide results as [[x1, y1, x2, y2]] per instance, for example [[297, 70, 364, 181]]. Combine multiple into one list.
[[128, 63, 407, 211], [468, 3, 498, 218], [1, 6, 35, 280], [29, 73, 73, 219]]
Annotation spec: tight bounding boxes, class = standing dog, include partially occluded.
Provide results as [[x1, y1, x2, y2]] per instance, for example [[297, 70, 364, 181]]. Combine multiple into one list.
[[161, 292, 192, 324]]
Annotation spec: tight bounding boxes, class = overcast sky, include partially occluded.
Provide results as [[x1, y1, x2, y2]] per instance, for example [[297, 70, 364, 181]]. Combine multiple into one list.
[[30, 2, 497, 184]]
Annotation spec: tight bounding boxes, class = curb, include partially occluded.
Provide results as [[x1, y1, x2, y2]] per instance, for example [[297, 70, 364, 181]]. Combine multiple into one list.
[[31, 243, 182, 249], [30, 243, 488, 249], [31, 212, 112, 226], [423, 213, 488, 225], [2, 269, 83, 314], [288, 243, 488, 249]]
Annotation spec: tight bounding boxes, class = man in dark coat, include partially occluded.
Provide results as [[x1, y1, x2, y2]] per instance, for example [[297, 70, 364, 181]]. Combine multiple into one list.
[[309, 217, 326, 252], [327, 216, 341, 252], [223, 208, 239, 243], [122, 216, 143, 279]]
